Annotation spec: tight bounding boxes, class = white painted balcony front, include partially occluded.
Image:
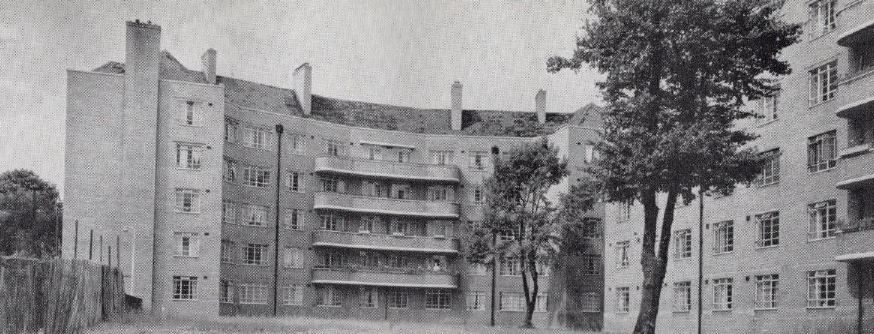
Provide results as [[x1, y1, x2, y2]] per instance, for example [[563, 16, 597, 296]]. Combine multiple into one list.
[[313, 156, 460, 183], [311, 230, 459, 254], [310, 267, 458, 289], [313, 192, 460, 219]]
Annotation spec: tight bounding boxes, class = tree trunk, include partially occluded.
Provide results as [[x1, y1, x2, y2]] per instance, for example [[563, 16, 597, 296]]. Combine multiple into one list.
[[633, 189, 678, 334]]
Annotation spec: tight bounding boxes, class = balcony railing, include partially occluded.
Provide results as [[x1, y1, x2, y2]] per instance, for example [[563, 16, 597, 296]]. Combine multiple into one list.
[[313, 156, 460, 183], [310, 267, 458, 289], [840, 217, 874, 233], [312, 230, 459, 254], [313, 192, 460, 219]]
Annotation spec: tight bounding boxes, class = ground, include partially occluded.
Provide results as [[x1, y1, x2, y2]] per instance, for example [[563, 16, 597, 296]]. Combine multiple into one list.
[[87, 315, 596, 334]]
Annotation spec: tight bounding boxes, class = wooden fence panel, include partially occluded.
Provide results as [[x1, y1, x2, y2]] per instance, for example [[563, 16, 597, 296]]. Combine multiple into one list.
[[0, 257, 126, 334]]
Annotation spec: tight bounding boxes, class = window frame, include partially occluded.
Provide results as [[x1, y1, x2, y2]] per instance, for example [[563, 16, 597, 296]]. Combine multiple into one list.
[[808, 61, 838, 106], [755, 211, 780, 248], [713, 220, 734, 254], [712, 278, 733, 311], [807, 131, 837, 173], [172, 276, 198, 300], [807, 269, 837, 308], [808, 199, 837, 240], [239, 283, 269, 305], [175, 143, 204, 170], [615, 287, 630, 313], [425, 289, 452, 310], [754, 274, 779, 310], [174, 188, 201, 213], [672, 281, 692, 313], [673, 229, 692, 259]]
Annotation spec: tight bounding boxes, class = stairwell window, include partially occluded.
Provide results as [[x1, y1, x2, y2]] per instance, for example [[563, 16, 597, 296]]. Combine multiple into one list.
[[242, 165, 270, 187], [219, 280, 234, 303], [325, 139, 342, 157], [755, 211, 780, 248], [615, 287, 630, 313], [223, 158, 237, 183], [712, 278, 733, 311], [809, 61, 838, 106], [672, 281, 691, 312], [472, 186, 483, 204], [755, 274, 779, 310], [616, 241, 630, 268], [467, 291, 486, 310], [172, 276, 198, 300], [242, 243, 268, 265], [289, 134, 304, 155], [809, 0, 836, 37], [425, 290, 452, 310], [286, 171, 301, 192], [809, 199, 837, 240], [673, 229, 692, 259], [178, 100, 203, 126], [284, 209, 301, 230], [175, 143, 203, 170], [756, 149, 780, 186], [222, 202, 236, 225], [224, 118, 238, 143], [469, 151, 488, 170], [174, 232, 199, 257], [283, 284, 304, 306], [807, 269, 836, 308], [241, 204, 268, 226], [582, 255, 601, 275], [174, 188, 200, 213], [808, 131, 837, 172], [239, 284, 268, 304], [713, 221, 734, 254], [283, 247, 303, 268], [241, 126, 272, 150], [220, 239, 234, 263]]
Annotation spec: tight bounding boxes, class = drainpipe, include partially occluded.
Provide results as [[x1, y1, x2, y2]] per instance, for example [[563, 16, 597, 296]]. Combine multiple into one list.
[[273, 124, 284, 316], [489, 146, 500, 327], [697, 186, 704, 334], [858, 265, 865, 334]]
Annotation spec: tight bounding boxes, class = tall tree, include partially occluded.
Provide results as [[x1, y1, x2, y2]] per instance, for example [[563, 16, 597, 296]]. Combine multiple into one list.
[[0, 169, 62, 258], [465, 138, 596, 328], [548, 1, 800, 333]]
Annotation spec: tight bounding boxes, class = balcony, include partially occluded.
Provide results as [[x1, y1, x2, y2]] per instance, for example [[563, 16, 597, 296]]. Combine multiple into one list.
[[313, 192, 460, 219], [313, 156, 460, 183], [840, 217, 874, 234], [310, 267, 458, 289], [311, 230, 459, 254], [837, 19, 874, 48]]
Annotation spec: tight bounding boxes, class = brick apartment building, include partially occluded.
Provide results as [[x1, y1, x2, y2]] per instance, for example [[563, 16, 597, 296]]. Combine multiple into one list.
[[603, 1, 874, 333], [61, 21, 605, 329]]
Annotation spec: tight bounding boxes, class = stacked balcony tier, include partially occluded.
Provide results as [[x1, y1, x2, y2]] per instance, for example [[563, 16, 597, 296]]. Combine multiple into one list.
[[313, 192, 460, 219], [314, 156, 461, 183], [311, 267, 458, 289], [312, 230, 459, 254]]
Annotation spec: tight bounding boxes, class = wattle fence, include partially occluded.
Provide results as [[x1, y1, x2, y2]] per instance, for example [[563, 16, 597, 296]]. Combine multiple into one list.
[[0, 257, 126, 334]]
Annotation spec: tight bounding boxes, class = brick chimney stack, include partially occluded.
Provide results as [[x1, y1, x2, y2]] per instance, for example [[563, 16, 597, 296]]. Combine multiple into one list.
[[201, 48, 217, 84], [535, 89, 546, 124], [451, 81, 463, 131], [293, 63, 312, 115]]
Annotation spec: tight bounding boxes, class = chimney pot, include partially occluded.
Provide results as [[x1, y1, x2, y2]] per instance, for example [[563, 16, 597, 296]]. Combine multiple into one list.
[[535, 89, 546, 124], [201, 49, 217, 84], [293, 63, 312, 116], [451, 81, 463, 131]]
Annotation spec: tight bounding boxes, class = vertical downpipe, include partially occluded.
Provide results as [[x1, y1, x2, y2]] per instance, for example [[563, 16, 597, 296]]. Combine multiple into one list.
[[489, 146, 500, 327], [697, 186, 704, 334], [272, 124, 284, 316]]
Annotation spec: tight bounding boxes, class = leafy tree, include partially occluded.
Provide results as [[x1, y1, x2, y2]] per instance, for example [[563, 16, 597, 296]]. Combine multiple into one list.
[[465, 138, 596, 328], [548, 1, 800, 332], [0, 169, 62, 258]]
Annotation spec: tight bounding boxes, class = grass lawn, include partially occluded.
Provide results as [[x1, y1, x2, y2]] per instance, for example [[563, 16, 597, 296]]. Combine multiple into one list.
[[87, 314, 596, 334]]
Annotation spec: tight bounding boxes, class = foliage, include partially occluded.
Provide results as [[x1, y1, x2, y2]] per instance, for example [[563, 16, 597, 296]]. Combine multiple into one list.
[[0, 169, 62, 258], [548, 1, 800, 333], [465, 138, 596, 328]]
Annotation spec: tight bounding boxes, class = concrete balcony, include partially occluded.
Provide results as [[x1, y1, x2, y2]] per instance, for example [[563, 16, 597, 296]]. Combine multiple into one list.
[[310, 267, 458, 289], [312, 230, 459, 254], [313, 156, 460, 183], [313, 192, 460, 219], [836, 67, 874, 120], [836, 218, 874, 263]]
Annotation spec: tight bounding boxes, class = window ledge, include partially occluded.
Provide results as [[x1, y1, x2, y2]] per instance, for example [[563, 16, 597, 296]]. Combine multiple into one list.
[[839, 144, 872, 158], [754, 245, 781, 250], [172, 255, 199, 259], [174, 210, 201, 215], [809, 166, 837, 175], [172, 299, 198, 302], [712, 251, 735, 256], [807, 236, 836, 243], [806, 306, 836, 310], [808, 98, 836, 110], [672, 310, 691, 314], [712, 309, 733, 313], [841, 67, 874, 86], [755, 119, 779, 128], [754, 307, 778, 312]]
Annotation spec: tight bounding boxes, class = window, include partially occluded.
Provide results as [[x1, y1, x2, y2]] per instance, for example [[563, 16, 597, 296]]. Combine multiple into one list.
[[672, 282, 691, 312], [615, 287, 630, 313], [365, 146, 382, 160], [325, 140, 342, 157], [319, 252, 345, 268], [282, 284, 304, 306], [242, 165, 270, 187], [469, 151, 488, 170], [673, 229, 692, 259], [397, 150, 411, 163], [472, 186, 483, 204], [807, 269, 836, 308], [392, 183, 410, 199], [239, 284, 268, 304], [616, 241, 630, 268], [753, 91, 779, 122], [175, 143, 203, 170], [242, 243, 268, 265], [241, 204, 268, 226], [467, 291, 486, 310], [220, 240, 234, 263], [178, 100, 203, 126], [809, 0, 836, 36], [428, 186, 452, 201], [320, 176, 341, 193], [713, 221, 734, 254], [755, 274, 779, 310], [582, 255, 601, 275], [222, 202, 236, 225], [174, 189, 200, 213], [582, 218, 602, 240], [573, 292, 598, 313], [757, 149, 780, 186], [223, 158, 237, 182], [241, 126, 272, 150], [468, 263, 487, 276], [390, 220, 410, 236], [755, 211, 780, 248], [172, 276, 197, 300], [851, 41, 874, 75], [283, 247, 303, 268], [425, 290, 452, 310], [286, 171, 301, 192], [617, 202, 632, 223], [499, 257, 521, 276], [224, 118, 238, 143], [809, 61, 838, 106], [174, 232, 199, 257], [219, 280, 234, 303], [386, 290, 408, 309], [499, 292, 524, 312], [358, 216, 378, 233], [808, 131, 837, 172], [319, 213, 344, 231], [289, 134, 304, 154], [359, 287, 378, 308], [809, 200, 837, 240], [431, 150, 454, 165], [712, 278, 733, 311], [387, 254, 410, 269], [284, 209, 301, 230], [584, 144, 600, 163]]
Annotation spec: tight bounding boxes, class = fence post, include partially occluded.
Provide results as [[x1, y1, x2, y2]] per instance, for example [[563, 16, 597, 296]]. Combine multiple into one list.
[[115, 235, 120, 269], [108, 247, 112, 268], [73, 220, 79, 259], [99, 235, 103, 263], [88, 230, 93, 261]]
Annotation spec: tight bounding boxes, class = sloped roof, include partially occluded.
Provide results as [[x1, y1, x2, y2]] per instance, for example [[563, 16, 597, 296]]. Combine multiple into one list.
[[94, 51, 603, 136]]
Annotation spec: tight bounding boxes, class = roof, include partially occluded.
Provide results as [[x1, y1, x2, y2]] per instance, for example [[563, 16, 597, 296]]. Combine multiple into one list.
[[94, 51, 603, 136]]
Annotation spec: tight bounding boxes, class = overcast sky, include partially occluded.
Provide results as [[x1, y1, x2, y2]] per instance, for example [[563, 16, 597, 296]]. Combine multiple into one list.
[[0, 0, 601, 195]]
